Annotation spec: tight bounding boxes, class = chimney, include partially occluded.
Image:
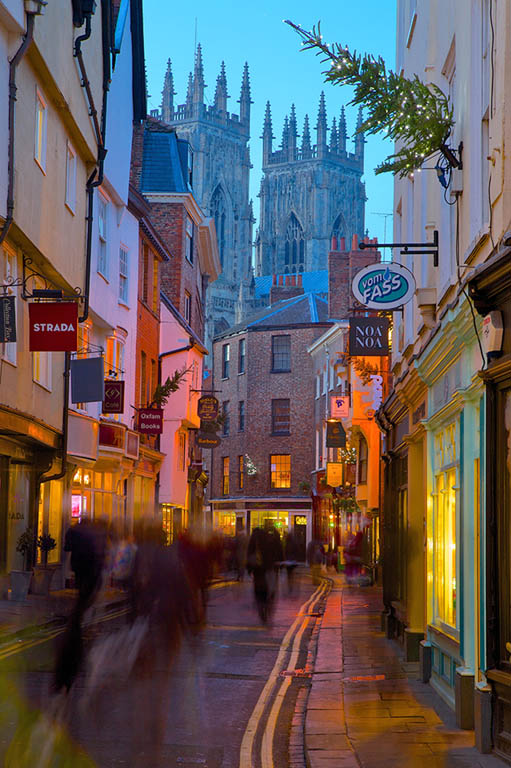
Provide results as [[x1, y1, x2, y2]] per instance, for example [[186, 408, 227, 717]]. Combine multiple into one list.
[[270, 272, 305, 304], [272, 274, 277, 285], [278, 275, 283, 286], [291, 274, 296, 286], [331, 236, 338, 251], [328, 234, 382, 320], [298, 274, 303, 287], [352, 234, 358, 250], [340, 236, 346, 251]]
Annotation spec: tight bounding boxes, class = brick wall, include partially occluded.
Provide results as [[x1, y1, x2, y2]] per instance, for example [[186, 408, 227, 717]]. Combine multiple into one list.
[[328, 234, 381, 319], [135, 233, 160, 410], [269, 274, 305, 304], [211, 323, 331, 500]]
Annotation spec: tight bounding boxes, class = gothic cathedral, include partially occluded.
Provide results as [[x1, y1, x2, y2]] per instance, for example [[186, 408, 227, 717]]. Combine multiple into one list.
[[256, 97, 366, 276], [157, 47, 254, 348]]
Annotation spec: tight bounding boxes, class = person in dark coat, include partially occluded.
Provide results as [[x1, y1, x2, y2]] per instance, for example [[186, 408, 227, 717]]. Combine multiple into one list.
[[247, 527, 281, 623]]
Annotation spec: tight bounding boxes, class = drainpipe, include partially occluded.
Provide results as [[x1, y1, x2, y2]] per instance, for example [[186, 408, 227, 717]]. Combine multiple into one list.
[[0, 10, 38, 247]]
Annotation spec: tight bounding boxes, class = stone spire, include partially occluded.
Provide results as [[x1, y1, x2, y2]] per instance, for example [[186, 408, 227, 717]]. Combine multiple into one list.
[[161, 58, 175, 123], [193, 43, 206, 104], [338, 105, 347, 153], [288, 104, 298, 160], [316, 91, 327, 157], [262, 100, 274, 162], [214, 61, 228, 112], [301, 114, 311, 156], [330, 117, 338, 152], [355, 106, 364, 159], [281, 115, 289, 151], [239, 62, 252, 125], [186, 71, 193, 110]]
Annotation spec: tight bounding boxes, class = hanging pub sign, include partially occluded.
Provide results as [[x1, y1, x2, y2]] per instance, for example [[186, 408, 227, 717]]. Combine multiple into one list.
[[0, 296, 16, 343], [331, 395, 349, 419], [326, 462, 343, 487], [29, 302, 78, 351], [103, 381, 125, 414], [352, 263, 416, 310], [349, 317, 390, 356], [197, 432, 221, 448], [326, 420, 346, 448], [137, 407, 163, 435], [197, 395, 219, 421]]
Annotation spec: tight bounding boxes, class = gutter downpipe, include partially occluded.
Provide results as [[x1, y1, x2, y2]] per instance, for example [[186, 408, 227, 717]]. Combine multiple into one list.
[[0, 11, 36, 247]]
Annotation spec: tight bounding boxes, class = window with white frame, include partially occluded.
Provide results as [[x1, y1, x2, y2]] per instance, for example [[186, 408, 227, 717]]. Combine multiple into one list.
[[34, 88, 47, 172], [33, 351, 52, 390], [105, 335, 125, 381], [119, 246, 129, 304], [65, 141, 77, 212], [185, 215, 194, 264], [1, 246, 17, 365], [97, 194, 108, 277]]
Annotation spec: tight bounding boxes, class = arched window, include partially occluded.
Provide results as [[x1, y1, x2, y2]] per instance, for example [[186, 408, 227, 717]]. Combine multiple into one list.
[[284, 214, 304, 273], [210, 186, 227, 266], [331, 212, 347, 246]]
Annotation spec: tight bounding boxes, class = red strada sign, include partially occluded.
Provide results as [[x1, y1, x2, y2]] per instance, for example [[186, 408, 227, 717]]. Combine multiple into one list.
[[29, 302, 78, 352], [137, 408, 163, 435]]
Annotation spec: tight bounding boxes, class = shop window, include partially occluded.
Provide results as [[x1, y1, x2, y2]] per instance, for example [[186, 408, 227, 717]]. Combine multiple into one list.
[[271, 335, 290, 372], [222, 343, 230, 379], [270, 454, 291, 489], [434, 468, 457, 629], [272, 399, 290, 434], [238, 338, 246, 373], [238, 400, 245, 432], [222, 456, 230, 495], [238, 455, 244, 490], [358, 436, 368, 483]]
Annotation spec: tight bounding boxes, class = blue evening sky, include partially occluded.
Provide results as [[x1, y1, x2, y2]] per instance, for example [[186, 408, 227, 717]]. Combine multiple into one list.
[[143, 0, 397, 246]]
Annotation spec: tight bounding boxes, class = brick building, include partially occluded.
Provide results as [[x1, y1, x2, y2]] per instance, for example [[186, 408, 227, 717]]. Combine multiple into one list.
[[209, 280, 331, 556]]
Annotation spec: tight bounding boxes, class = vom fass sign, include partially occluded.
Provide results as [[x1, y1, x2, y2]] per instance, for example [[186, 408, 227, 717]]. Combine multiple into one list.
[[352, 263, 415, 310]]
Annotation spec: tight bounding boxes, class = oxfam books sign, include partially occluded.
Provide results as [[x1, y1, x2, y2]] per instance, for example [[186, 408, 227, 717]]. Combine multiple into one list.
[[352, 263, 416, 310]]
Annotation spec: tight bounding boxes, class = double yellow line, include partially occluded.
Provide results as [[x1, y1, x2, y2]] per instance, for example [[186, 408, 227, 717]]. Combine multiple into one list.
[[239, 579, 329, 768]]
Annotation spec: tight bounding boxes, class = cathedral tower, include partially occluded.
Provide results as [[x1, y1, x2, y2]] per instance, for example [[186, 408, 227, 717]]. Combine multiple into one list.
[[256, 95, 366, 276], [157, 48, 254, 346]]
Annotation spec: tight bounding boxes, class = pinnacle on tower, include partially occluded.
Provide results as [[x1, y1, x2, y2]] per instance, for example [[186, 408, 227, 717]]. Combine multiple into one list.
[[338, 105, 347, 153], [214, 61, 229, 112], [281, 115, 290, 150], [301, 114, 311, 156], [330, 117, 338, 151], [288, 104, 298, 159], [316, 91, 328, 155], [161, 58, 175, 123], [186, 71, 193, 109], [239, 62, 253, 124], [193, 43, 206, 104], [262, 100, 274, 161], [355, 105, 365, 157]]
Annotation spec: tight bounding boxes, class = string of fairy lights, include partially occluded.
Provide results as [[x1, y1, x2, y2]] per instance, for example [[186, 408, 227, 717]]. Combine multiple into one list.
[[285, 20, 455, 178]]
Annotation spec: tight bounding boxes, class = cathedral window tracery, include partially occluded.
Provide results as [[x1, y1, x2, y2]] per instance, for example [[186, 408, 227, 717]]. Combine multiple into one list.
[[331, 212, 347, 245], [284, 214, 305, 274], [211, 186, 228, 266]]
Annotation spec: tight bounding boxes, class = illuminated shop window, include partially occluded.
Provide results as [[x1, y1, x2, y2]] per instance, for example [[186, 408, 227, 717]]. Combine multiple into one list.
[[433, 423, 458, 631]]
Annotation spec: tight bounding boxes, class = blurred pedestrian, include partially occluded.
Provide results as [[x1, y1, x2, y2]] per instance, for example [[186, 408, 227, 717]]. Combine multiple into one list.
[[234, 531, 248, 581], [344, 530, 364, 584], [247, 527, 281, 623], [283, 532, 299, 593], [306, 539, 323, 586]]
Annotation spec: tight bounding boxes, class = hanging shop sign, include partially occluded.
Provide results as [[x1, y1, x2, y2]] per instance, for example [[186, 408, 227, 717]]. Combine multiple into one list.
[[326, 462, 343, 487], [0, 296, 16, 343], [103, 381, 125, 414], [352, 263, 416, 310], [98, 422, 125, 450], [326, 420, 346, 448], [29, 302, 78, 351], [481, 311, 503, 359], [70, 357, 105, 403], [331, 395, 349, 419], [197, 395, 219, 421], [137, 408, 163, 435], [349, 316, 389, 356], [197, 432, 221, 448]]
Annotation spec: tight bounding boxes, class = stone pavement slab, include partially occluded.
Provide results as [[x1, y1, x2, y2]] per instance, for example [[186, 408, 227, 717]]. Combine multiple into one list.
[[304, 575, 508, 768]]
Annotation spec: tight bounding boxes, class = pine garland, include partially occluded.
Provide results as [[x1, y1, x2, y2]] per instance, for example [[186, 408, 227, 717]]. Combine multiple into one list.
[[285, 20, 454, 177]]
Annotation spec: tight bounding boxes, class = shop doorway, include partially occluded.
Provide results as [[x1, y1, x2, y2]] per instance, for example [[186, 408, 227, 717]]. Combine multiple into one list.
[[293, 515, 307, 560]]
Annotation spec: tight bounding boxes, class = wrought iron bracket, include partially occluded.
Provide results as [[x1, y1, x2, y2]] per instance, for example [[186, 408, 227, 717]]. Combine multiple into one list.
[[360, 230, 439, 267], [0, 255, 84, 301]]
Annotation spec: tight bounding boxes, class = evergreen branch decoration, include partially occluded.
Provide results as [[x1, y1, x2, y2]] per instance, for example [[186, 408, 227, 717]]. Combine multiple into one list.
[[151, 367, 190, 408], [285, 19, 454, 177]]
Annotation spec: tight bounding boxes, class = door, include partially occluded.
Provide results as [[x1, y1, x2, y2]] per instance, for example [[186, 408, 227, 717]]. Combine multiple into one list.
[[293, 516, 307, 561]]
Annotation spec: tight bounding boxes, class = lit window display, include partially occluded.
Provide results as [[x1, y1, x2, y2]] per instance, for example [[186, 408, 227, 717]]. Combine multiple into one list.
[[433, 423, 458, 631]]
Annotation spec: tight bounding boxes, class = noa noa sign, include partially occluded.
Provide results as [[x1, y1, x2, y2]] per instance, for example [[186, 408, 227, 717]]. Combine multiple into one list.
[[352, 263, 416, 310]]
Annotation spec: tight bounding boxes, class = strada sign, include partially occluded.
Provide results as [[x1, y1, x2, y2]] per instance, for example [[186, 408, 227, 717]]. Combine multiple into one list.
[[352, 263, 415, 310], [29, 302, 78, 351], [137, 408, 163, 435]]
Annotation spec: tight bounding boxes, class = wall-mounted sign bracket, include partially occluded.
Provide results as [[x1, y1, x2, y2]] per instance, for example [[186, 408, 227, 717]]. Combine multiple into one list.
[[0, 256, 84, 301], [359, 230, 439, 267]]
